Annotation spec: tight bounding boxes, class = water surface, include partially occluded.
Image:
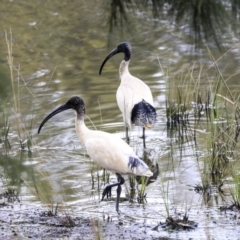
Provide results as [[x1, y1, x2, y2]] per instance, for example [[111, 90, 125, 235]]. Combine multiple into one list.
[[1, 1, 240, 239]]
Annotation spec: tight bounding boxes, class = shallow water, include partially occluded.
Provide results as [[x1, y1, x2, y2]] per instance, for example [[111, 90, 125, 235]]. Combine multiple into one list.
[[1, 0, 240, 239]]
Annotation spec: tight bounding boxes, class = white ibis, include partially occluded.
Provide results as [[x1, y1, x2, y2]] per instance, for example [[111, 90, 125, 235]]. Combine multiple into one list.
[[99, 42, 156, 148], [38, 96, 153, 212]]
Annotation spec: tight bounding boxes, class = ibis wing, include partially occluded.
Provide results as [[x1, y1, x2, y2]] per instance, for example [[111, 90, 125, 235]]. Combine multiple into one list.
[[117, 77, 156, 128], [116, 87, 134, 128], [85, 131, 152, 176], [121, 74, 154, 102]]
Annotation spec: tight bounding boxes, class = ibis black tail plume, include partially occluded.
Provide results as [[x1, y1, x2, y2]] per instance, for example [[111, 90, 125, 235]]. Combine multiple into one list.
[[131, 100, 156, 128], [99, 42, 132, 75]]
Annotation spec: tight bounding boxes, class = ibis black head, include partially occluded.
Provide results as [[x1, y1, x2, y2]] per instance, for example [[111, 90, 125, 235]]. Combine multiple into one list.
[[38, 96, 85, 134], [99, 42, 132, 75]]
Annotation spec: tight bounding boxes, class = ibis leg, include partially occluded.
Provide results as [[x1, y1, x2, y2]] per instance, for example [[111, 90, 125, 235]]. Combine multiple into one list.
[[142, 127, 146, 148], [102, 173, 125, 212], [126, 127, 130, 144], [116, 173, 125, 212], [102, 184, 113, 200]]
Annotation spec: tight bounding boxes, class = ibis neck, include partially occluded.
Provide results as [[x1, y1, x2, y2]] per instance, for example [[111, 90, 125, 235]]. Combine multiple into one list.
[[75, 115, 90, 147], [119, 60, 130, 78]]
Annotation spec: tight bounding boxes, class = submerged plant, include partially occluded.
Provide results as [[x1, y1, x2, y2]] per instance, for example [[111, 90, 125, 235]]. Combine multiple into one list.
[[166, 83, 191, 128], [227, 170, 240, 211], [163, 213, 197, 230], [40, 203, 58, 217], [0, 173, 20, 205], [0, 107, 11, 152]]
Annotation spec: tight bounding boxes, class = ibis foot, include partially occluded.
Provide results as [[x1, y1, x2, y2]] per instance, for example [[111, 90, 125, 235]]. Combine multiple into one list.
[[102, 185, 112, 200]]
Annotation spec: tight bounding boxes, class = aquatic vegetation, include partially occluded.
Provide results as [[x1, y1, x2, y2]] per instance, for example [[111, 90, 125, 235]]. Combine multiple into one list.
[[227, 169, 240, 211], [0, 107, 11, 152], [161, 213, 197, 230], [4, 30, 35, 152], [40, 204, 58, 217], [1, 28, 240, 237]]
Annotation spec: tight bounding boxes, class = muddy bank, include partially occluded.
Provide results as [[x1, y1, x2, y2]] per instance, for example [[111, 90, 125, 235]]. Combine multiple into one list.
[[0, 202, 167, 239], [1, 199, 240, 239]]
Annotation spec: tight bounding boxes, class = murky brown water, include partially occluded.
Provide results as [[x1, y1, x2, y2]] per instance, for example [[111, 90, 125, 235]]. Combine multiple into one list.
[[1, 0, 240, 239]]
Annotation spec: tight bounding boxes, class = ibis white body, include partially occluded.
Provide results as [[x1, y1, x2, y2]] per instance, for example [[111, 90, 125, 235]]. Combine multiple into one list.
[[38, 96, 153, 212], [117, 60, 154, 129], [76, 116, 153, 177], [99, 42, 156, 148]]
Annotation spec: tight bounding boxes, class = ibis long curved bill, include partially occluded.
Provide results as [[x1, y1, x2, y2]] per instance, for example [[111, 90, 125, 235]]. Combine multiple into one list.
[[99, 42, 132, 75], [38, 103, 70, 134], [99, 48, 118, 75]]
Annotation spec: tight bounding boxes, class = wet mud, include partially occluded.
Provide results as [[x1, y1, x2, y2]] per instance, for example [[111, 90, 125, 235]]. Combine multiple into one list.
[[0, 202, 165, 239], [1, 200, 240, 240]]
